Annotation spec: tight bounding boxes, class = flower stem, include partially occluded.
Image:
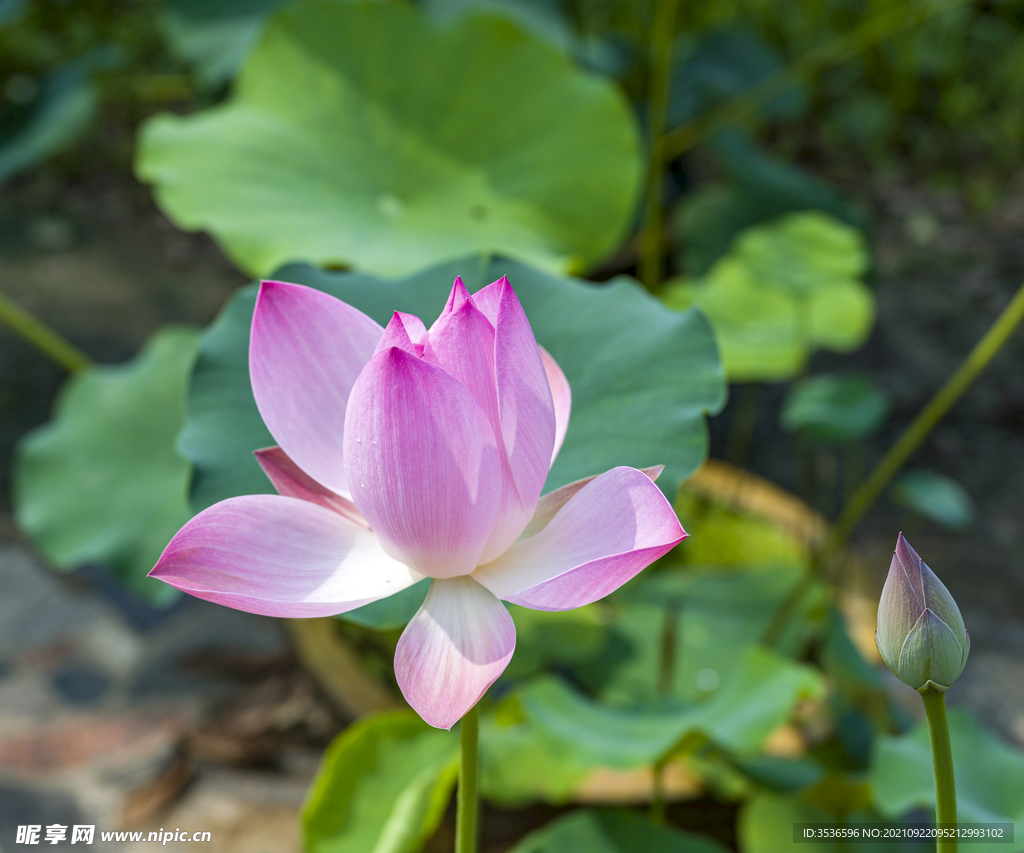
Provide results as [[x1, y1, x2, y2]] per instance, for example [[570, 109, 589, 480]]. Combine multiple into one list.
[[921, 690, 957, 852], [825, 279, 1024, 558], [638, 0, 680, 291], [0, 290, 91, 373], [650, 757, 668, 824], [455, 704, 479, 853]]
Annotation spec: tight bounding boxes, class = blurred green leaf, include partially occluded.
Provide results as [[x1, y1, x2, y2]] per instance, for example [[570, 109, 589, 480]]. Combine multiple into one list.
[[511, 809, 730, 853], [178, 254, 724, 516], [0, 57, 99, 184], [738, 791, 838, 853], [480, 708, 592, 807], [0, 0, 27, 27], [673, 131, 859, 276], [14, 327, 200, 606], [421, 0, 572, 51], [731, 755, 825, 793], [780, 373, 890, 444], [520, 646, 824, 769], [871, 708, 1024, 850], [301, 710, 458, 853], [672, 489, 808, 568], [664, 212, 874, 381], [333, 579, 430, 631], [740, 777, 906, 853], [502, 604, 611, 681], [669, 29, 805, 128], [159, 0, 293, 88], [137, 1, 641, 277], [890, 469, 974, 530], [593, 564, 820, 704]]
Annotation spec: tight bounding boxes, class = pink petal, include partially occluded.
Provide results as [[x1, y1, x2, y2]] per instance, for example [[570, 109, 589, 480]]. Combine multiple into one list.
[[539, 346, 571, 468], [469, 278, 503, 326], [470, 279, 568, 470], [394, 576, 515, 730], [432, 275, 472, 328], [424, 292, 531, 563], [522, 465, 664, 538], [374, 312, 427, 358], [423, 295, 498, 427], [344, 347, 502, 579], [150, 495, 421, 617], [254, 446, 368, 528], [492, 278, 555, 510], [473, 467, 685, 611], [250, 281, 383, 498]]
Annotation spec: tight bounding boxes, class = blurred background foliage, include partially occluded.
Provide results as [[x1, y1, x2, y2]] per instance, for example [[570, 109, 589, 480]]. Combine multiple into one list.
[[4, 0, 1024, 850]]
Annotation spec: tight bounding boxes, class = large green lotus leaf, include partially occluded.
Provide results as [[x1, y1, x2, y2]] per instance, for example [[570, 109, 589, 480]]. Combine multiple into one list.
[[136, 1, 641, 278], [502, 604, 611, 681], [511, 809, 730, 853], [422, 0, 573, 51], [672, 132, 859, 277], [663, 212, 874, 382], [583, 564, 818, 705], [733, 210, 869, 297], [480, 708, 592, 807], [301, 710, 458, 853], [890, 469, 975, 531], [738, 792, 902, 853], [870, 709, 1024, 852], [671, 489, 808, 568], [739, 790, 904, 853], [13, 327, 200, 606], [780, 372, 890, 444], [159, 0, 293, 88], [520, 646, 824, 769], [178, 256, 724, 513], [739, 792, 838, 853]]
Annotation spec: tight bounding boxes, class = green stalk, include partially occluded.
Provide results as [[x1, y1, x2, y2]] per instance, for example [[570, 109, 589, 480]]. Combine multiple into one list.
[[726, 383, 761, 468], [650, 756, 668, 824], [921, 690, 957, 852], [455, 704, 479, 853], [638, 0, 680, 291], [662, 0, 969, 161], [826, 279, 1024, 557], [765, 281, 1024, 646], [0, 291, 91, 373]]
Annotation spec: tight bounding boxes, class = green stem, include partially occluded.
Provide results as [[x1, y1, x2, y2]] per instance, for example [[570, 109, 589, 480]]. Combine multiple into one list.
[[761, 569, 817, 648], [650, 757, 668, 824], [662, 0, 968, 161], [638, 0, 680, 291], [921, 690, 957, 852], [0, 291, 91, 373], [455, 704, 479, 853], [657, 604, 680, 696], [826, 279, 1024, 558], [726, 383, 761, 468]]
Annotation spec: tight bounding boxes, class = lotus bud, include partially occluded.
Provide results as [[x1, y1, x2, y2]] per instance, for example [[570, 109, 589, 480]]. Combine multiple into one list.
[[875, 533, 969, 693]]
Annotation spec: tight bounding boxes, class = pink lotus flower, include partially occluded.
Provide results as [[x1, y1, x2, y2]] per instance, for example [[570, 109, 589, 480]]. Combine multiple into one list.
[[151, 276, 686, 729]]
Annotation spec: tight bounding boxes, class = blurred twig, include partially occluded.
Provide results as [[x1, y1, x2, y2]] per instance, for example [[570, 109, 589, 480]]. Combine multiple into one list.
[[0, 291, 92, 373], [766, 279, 1024, 645], [825, 279, 1024, 559], [286, 618, 400, 719], [662, 0, 970, 162], [638, 0, 680, 291]]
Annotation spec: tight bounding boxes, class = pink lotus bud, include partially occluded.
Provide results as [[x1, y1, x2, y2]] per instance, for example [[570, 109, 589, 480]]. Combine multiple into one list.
[[875, 533, 969, 693]]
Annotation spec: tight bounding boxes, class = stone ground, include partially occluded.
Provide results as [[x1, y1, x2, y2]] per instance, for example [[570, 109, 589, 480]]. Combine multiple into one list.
[[1, 163, 1023, 852]]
